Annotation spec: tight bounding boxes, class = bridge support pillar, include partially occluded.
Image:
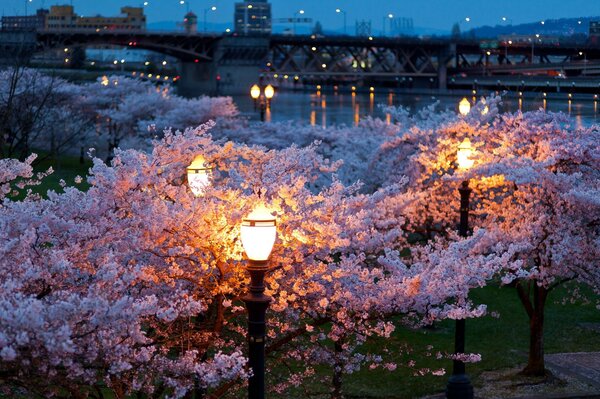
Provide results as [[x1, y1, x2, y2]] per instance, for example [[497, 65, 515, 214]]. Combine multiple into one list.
[[177, 36, 270, 97], [438, 43, 455, 92]]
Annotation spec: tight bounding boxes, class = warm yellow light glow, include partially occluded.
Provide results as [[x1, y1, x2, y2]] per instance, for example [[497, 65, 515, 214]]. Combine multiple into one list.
[[240, 203, 277, 261], [264, 84, 275, 99], [186, 155, 212, 196], [481, 105, 489, 115], [101, 76, 109, 86], [458, 98, 471, 116], [250, 84, 260, 100], [457, 138, 475, 170]]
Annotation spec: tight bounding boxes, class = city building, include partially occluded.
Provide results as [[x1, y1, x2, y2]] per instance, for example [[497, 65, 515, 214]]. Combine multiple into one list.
[[183, 12, 198, 34], [46, 5, 145, 31], [1, 9, 48, 31], [589, 21, 600, 43], [234, 0, 271, 35]]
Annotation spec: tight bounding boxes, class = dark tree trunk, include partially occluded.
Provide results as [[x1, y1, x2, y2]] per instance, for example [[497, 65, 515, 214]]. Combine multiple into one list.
[[516, 281, 549, 376], [331, 341, 343, 399]]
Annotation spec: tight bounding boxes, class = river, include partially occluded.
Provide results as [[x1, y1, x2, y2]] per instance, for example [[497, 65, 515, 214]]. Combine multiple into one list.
[[230, 90, 599, 128]]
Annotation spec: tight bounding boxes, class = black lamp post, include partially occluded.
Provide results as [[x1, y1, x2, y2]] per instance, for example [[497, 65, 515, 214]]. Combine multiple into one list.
[[240, 204, 277, 399], [446, 138, 475, 399], [250, 84, 275, 122]]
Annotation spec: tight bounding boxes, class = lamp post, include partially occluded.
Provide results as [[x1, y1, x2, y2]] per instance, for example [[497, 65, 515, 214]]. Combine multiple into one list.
[[293, 9, 305, 35], [250, 83, 275, 122], [186, 154, 213, 196], [335, 8, 347, 35], [458, 98, 471, 116], [240, 204, 277, 399], [446, 138, 475, 399], [203, 6, 217, 32]]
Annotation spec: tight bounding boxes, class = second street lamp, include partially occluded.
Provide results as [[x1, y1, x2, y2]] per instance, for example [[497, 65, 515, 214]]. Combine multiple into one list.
[[240, 204, 277, 399], [446, 138, 475, 399], [458, 98, 471, 116], [250, 83, 275, 122], [186, 154, 213, 196]]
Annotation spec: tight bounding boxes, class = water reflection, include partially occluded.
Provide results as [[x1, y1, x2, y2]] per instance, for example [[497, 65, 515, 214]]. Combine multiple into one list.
[[233, 90, 600, 127]]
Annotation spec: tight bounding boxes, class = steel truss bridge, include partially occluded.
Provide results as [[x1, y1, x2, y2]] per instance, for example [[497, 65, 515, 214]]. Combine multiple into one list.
[[2, 29, 599, 93]]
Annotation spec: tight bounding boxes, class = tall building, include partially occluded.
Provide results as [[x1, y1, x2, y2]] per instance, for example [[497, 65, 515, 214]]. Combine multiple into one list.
[[183, 12, 198, 34], [1, 9, 48, 31], [46, 5, 145, 31], [234, 1, 271, 36]]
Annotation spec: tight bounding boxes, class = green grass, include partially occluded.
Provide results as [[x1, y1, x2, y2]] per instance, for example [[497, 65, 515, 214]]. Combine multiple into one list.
[[30, 152, 92, 195], [292, 283, 600, 399]]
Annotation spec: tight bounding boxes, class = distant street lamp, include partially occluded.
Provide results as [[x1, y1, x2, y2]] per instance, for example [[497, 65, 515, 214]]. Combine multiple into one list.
[[240, 204, 277, 399], [458, 98, 471, 116], [250, 84, 275, 122], [383, 13, 394, 36], [293, 9, 305, 35], [446, 138, 475, 399], [204, 6, 217, 32], [335, 8, 347, 35], [186, 154, 213, 196]]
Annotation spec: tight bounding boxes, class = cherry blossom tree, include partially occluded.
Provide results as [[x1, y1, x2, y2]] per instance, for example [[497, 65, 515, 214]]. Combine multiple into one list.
[[375, 97, 600, 376], [0, 121, 485, 397]]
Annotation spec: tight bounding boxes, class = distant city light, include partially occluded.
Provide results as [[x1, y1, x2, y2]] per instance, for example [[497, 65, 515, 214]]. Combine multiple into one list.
[[225, 28, 231, 32], [143, 1, 148, 5], [388, 14, 393, 18], [248, 4, 253, 9], [299, 10, 305, 14], [211, 6, 217, 11], [465, 17, 471, 22], [162, 60, 167, 65]]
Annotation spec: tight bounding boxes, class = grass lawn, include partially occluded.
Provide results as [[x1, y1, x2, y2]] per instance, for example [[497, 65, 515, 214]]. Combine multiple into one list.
[[29, 152, 93, 195], [290, 283, 600, 399]]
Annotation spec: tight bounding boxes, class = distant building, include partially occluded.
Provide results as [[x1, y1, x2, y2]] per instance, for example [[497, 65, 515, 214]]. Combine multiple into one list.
[[234, 0, 271, 35], [590, 21, 600, 43], [1, 9, 48, 31], [46, 5, 145, 31], [183, 12, 198, 33]]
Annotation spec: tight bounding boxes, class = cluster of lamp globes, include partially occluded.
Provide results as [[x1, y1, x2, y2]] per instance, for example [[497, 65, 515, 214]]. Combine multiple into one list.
[[186, 155, 276, 262], [250, 84, 275, 101]]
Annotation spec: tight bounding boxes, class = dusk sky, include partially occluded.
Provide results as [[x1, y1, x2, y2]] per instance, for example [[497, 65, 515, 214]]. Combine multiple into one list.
[[3, 0, 600, 33]]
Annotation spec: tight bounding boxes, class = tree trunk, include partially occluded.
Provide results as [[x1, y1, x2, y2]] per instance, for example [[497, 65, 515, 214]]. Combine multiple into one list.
[[516, 281, 549, 376], [331, 341, 343, 399]]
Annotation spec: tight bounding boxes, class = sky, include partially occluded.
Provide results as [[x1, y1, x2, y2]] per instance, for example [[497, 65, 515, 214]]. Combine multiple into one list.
[[3, 0, 600, 33]]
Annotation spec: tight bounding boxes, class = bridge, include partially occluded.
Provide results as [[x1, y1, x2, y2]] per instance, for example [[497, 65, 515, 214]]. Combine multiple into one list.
[[1, 29, 598, 95]]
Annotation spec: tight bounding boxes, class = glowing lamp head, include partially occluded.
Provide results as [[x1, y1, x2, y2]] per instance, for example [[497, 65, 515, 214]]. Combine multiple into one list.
[[240, 204, 277, 261], [457, 138, 475, 170], [458, 98, 471, 116], [250, 84, 261, 100], [186, 155, 212, 196], [264, 84, 275, 100]]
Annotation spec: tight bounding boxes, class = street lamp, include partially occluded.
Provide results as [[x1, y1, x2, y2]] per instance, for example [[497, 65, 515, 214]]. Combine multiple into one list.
[[293, 9, 305, 35], [446, 138, 475, 399], [383, 13, 394, 36], [240, 204, 277, 399], [458, 98, 471, 116], [335, 8, 347, 35], [204, 6, 217, 32], [250, 83, 275, 122], [186, 154, 213, 196]]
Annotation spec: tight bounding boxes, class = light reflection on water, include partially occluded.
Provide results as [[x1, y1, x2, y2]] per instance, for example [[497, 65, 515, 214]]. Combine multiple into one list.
[[231, 91, 599, 127]]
